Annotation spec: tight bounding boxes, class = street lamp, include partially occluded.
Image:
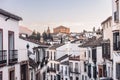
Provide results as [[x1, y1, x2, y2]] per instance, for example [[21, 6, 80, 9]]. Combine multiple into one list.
[[26, 43, 29, 56]]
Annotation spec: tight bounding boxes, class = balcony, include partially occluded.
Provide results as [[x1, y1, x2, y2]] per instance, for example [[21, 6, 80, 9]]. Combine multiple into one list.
[[9, 50, 18, 65], [69, 68, 80, 74], [0, 50, 7, 66], [47, 67, 56, 73], [74, 68, 80, 74]]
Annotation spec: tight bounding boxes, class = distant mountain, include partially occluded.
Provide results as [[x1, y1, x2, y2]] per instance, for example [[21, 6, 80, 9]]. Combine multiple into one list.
[[19, 26, 32, 36]]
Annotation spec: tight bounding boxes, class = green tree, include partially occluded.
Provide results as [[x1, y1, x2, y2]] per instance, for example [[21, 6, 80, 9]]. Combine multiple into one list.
[[36, 32, 41, 41], [42, 32, 47, 41]]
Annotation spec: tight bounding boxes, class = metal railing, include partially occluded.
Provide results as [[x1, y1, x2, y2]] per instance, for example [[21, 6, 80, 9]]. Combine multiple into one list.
[[9, 50, 18, 64], [0, 50, 7, 64]]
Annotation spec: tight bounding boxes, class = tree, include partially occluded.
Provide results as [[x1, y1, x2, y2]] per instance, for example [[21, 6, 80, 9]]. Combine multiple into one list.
[[42, 32, 47, 41], [28, 30, 41, 41], [36, 32, 41, 41], [32, 30, 36, 35]]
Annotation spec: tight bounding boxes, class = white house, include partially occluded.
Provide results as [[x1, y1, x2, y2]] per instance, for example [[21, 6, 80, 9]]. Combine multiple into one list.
[[69, 55, 81, 80], [45, 44, 64, 80], [0, 9, 23, 80], [112, 0, 120, 79], [79, 35, 113, 80]]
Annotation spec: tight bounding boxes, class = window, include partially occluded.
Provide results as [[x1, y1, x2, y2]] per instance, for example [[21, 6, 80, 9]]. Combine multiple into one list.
[[82, 75, 84, 80], [57, 64, 59, 71], [113, 32, 120, 51], [102, 42, 110, 59], [47, 51, 49, 58], [75, 63, 78, 72], [8, 31, 14, 51], [88, 65, 91, 78], [92, 48, 96, 62], [108, 67, 110, 77], [84, 62, 86, 72], [54, 63, 56, 69], [65, 67, 67, 75], [54, 52, 56, 60], [61, 66, 63, 73], [0, 71, 2, 80], [88, 50, 90, 58], [93, 66, 97, 79], [69, 62, 73, 72], [0, 29, 3, 51], [116, 63, 120, 79], [114, 0, 119, 22], [36, 50, 40, 62], [51, 52, 52, 60], [84, 52, 86, 57]]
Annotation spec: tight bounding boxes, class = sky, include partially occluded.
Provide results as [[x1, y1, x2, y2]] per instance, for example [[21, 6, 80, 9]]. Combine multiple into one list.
[[0, 0, 112, 33]]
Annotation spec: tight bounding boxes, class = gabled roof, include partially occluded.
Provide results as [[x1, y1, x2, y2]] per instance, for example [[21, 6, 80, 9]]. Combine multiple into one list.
[[69, 55, 80, 61], [49, 44, 64, 50], [0, 9, 22, 21], [101, 16, 112, 25], [79, 37, 103, 47], [61, 61, 69, 65], [57, 54, 69, 61]]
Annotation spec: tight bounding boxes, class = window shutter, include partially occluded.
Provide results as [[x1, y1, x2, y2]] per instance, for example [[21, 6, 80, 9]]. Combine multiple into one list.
[[92, 48, 96, 62], [103, 64, 107, 77], [113, 33, 117, 50], [88, 64, 91, 78], [116, 63, 120, 79], [93, 66, 97, 79]]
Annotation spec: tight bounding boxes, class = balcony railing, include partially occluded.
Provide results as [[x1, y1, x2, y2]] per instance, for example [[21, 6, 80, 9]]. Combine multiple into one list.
[[69, 68, 80, 74], [0, 50, 7, 66], [47, 67, 56, 73], [9, 50, 18, 65]]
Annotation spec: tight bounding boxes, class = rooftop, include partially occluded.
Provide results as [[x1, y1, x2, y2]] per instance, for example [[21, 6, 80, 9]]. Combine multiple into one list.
[[101, 16, 112, 25], [54, 25, 69, 29], [57, 54, 69, 61], [0, 9, 22, 21], [79, 37, 103, 47], [49, 43, 64, 50], [69, 55, 80, 61]]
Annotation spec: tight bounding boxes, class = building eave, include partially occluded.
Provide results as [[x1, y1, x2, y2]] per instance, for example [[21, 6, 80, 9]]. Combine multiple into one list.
[[0, 9, 22, 21]]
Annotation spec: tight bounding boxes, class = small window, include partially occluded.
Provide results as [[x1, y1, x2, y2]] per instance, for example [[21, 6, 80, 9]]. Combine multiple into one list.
[[84, 52, 86, 57], [88, 50, 90, 58], [82, 75, 84, 80], [51, 52, 52, 60]]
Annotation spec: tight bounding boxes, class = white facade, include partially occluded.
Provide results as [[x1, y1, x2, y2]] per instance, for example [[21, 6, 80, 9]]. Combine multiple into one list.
[[0, 9, 42, 80], [0, 9, 24, 80], [60, 64, 69, 80], [56, 43, 80, 59], [46, 47, 59, 80], [112, 0, 120, 79], [69, 59, 80, 80]]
